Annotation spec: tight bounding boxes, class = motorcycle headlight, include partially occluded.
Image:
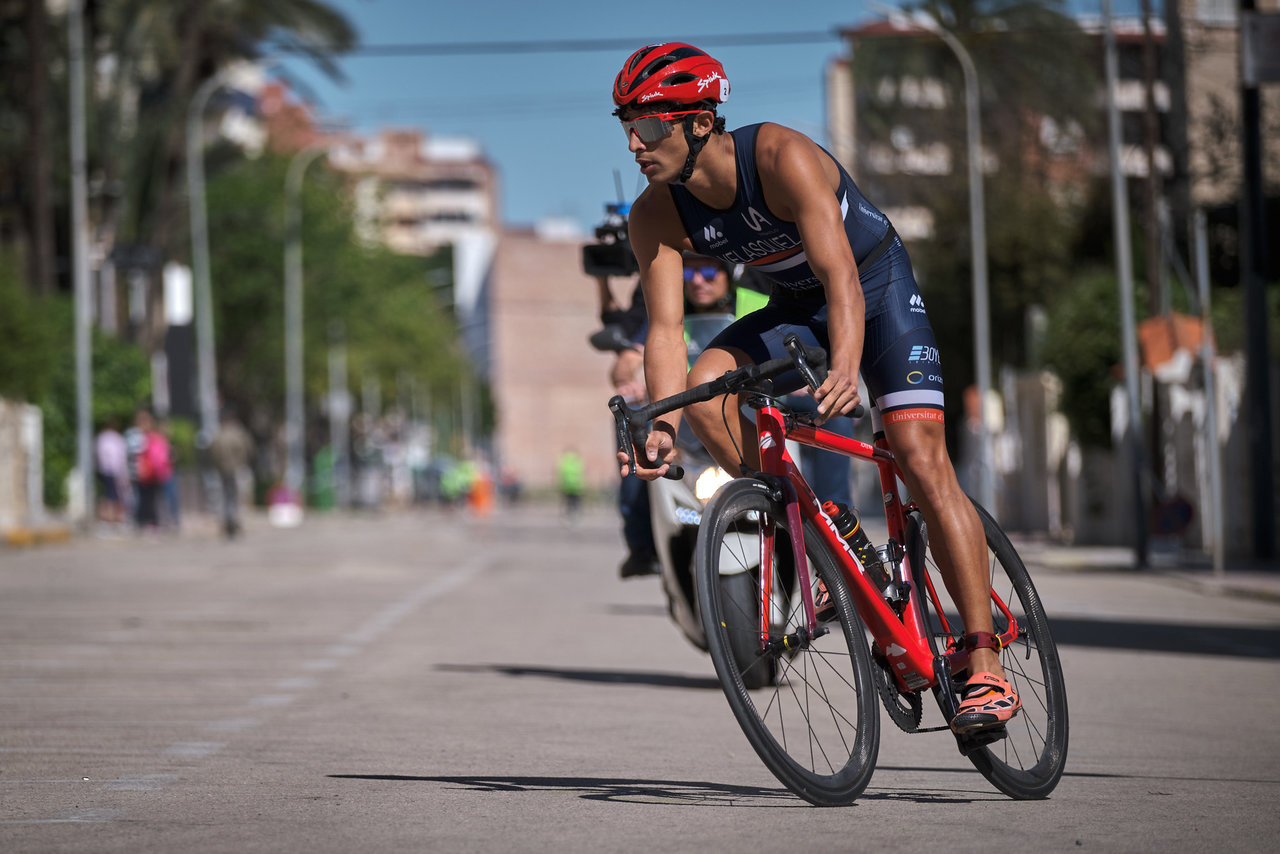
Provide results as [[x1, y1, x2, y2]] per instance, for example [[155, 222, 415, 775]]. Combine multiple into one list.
[[694, 466, 733, 503]]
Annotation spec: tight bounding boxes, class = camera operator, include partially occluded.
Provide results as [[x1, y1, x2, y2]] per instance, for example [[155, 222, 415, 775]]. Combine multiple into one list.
[[585, 204, 659, 578]]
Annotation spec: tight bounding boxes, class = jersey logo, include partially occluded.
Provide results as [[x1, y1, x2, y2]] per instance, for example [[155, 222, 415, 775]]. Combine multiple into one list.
[[703, 224, 724, 244], [741, 206, 771, 232], [909, 293, 926, 314], [908, 345, 939, 364]]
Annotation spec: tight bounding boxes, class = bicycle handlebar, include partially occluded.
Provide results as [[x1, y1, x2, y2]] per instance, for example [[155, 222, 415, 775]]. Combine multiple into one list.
[[610, 332, 864, 480]]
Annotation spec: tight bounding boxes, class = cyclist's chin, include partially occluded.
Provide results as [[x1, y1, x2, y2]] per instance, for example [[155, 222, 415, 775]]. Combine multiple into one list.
[[640, 161, 676, 185]]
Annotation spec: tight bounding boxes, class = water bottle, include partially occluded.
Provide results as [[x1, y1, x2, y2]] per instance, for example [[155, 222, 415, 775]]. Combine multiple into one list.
[[822, 501, 893, 591]]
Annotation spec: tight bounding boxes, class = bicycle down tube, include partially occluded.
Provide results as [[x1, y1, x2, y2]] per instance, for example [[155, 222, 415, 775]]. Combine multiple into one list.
[[755, 402, 1018, 694]]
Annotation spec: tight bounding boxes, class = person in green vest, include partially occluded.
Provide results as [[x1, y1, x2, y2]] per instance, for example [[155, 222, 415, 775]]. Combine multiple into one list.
[[556, 447, 586, 520]]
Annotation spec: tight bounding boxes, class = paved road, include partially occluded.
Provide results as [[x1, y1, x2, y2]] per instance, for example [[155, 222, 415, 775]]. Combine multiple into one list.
[[2, 504, 1278, 852]]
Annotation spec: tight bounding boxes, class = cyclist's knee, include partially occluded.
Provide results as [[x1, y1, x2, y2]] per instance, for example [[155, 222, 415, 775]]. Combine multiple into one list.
[[886, 419, 958, 496], [685, 349, 743, 433]]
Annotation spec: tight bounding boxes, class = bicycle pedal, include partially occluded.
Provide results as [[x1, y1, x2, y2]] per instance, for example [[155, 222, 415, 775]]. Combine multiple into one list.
[[956, 724, 1008, 756]]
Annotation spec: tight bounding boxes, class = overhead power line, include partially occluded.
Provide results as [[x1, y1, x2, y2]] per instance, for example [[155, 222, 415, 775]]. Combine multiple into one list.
[[268, 31, 841, 58]]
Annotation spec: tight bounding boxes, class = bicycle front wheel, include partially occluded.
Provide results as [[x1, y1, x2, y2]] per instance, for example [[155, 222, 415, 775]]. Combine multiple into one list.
[[908, 499, 1069, 799], [695, 478, 880, 806]]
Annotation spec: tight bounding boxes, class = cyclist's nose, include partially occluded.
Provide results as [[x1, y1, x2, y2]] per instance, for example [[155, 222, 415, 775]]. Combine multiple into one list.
[[627, 130, 645, 153]]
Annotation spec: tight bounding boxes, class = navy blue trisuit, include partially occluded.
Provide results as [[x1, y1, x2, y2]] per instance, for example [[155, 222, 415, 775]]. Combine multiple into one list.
[[668, 123, 945, 436]]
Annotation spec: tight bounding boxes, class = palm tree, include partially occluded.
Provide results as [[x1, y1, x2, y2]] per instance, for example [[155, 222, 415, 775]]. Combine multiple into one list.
[[0, 0, 354, 304], [97, 0, 356, 283]]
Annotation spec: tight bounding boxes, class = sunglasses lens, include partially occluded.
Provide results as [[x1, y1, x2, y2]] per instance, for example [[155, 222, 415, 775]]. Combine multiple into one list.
[[622, 115, 674, 144], [683, 266, 721, 282]]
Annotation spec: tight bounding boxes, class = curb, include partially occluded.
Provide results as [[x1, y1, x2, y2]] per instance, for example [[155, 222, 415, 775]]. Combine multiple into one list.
[[2, 525, 75, 549]]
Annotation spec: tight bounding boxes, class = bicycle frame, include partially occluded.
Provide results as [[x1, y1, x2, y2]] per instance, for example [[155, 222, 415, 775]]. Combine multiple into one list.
[[750, 395, 1020, 695]]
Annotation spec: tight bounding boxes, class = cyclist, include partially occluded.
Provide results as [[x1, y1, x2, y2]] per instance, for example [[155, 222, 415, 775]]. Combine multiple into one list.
[[611, 42, 1019, 734]]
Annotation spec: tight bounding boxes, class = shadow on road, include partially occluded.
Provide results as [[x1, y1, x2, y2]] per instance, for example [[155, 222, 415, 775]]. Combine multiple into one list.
[[1049, 616, 1280, 659], [435, 662, 721, 690], [330, 774, 797, 806], [327, 774, 985, 806]]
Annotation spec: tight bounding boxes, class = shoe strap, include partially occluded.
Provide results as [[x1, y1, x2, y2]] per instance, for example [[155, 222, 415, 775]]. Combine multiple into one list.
[[961, 671, 1012, 699], [963, 631, 1003, 652]]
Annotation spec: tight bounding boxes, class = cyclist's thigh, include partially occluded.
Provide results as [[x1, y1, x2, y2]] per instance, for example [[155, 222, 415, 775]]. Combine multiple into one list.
[[706, 287, 830, 395], [861, 267, 945, 437]]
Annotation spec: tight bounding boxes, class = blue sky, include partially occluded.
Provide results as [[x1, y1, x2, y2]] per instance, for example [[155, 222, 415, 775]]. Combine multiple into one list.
[[276, 0, 1150, 234]]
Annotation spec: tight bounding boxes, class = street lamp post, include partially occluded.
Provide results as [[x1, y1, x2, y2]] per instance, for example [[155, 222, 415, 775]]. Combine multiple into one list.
[[284, 143, 331, 498], [68, 0, 93, 526], [186, 74, 224, 444], [1102, 0, 1149, 567]]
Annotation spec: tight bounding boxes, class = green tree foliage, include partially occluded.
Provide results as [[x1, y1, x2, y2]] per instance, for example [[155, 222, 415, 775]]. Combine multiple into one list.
[[40, 326, 152, 507], [1038, 267, 1124, 448], [0, 251, 58, 401], [2, 252, 152, 507], [92, 0, 357, 269], [203, 152, 473, 453], [0, 0, 356, 303]]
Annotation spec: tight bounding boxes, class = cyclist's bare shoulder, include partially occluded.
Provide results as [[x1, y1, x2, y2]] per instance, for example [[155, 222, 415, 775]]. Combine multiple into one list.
[[753, 123, 841, 215]]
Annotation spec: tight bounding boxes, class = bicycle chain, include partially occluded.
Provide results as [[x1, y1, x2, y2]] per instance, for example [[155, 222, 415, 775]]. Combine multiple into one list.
[[872, 651, 923, 732]]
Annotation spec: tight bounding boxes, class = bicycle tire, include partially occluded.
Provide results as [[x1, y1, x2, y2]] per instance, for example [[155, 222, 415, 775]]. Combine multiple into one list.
[[908, 499, 1069, 800], [695, 478, 880, 806], [719, 569, 776, 690]]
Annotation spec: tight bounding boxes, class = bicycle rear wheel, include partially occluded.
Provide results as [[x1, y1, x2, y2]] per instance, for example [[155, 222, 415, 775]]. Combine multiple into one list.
[[695, 478, 879, 806], [907, 499, 1069, 799]]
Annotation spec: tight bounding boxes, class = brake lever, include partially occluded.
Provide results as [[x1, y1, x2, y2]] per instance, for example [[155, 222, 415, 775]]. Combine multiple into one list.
[[608, 395, 684, 480], [783, 333, 827, 393], [781, 335, 866, 420]]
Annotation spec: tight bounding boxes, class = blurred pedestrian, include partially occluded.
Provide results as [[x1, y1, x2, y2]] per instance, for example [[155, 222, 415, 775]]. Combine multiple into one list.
[[556, 448, 585, 521], [159, 418, 181, 531], [208, 411, 253, 538], [94, 417, 128, 526], [129, 409, 172, 533]]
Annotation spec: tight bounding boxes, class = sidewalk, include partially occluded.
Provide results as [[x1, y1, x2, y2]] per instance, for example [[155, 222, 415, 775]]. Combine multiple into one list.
[[1012, 535, 1280, 604]]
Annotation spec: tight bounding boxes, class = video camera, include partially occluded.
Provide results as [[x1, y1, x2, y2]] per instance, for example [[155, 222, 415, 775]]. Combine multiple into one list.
[[581, 202, 639, 278]]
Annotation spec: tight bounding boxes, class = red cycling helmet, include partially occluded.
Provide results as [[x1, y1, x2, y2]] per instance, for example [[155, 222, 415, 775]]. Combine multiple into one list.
[[613, 42, 730, 112]]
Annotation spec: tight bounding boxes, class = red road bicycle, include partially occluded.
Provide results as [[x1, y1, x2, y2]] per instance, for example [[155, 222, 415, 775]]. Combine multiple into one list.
[[609, 334, 1068, 806]]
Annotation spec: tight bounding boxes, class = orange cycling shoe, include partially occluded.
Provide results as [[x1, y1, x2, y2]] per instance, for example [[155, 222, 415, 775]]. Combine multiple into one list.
[[813, 580, 836, 622], [950, 672, 1022, 734]]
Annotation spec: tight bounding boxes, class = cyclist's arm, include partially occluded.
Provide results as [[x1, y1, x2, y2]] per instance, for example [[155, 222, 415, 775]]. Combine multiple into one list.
[[757, 124, 866, 420], [627, 188, 693, 468]]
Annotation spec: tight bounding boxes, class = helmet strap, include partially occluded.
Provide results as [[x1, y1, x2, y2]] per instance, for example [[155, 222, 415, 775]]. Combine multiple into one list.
[[675, 115, 708, 185]]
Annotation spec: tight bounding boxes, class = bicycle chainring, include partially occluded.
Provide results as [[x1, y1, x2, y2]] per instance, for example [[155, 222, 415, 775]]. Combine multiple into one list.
[[872, 651, 923, 732]]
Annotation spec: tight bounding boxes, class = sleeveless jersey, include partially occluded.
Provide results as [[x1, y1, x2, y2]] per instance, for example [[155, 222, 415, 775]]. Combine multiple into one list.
[[668, 124, 893, 293]]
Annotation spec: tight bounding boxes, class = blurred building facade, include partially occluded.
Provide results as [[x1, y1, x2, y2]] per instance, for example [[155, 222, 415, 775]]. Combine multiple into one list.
[[828, 3, 1279, 555], [323, 128, 500, 375], [831, 4, 1280, 235], [489, 223, 618, 493]]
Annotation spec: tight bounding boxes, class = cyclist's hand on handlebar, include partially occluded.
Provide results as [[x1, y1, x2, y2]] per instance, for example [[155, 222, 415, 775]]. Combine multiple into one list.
[[813, 368, 862, 424], [618, 427, 676, 480]]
